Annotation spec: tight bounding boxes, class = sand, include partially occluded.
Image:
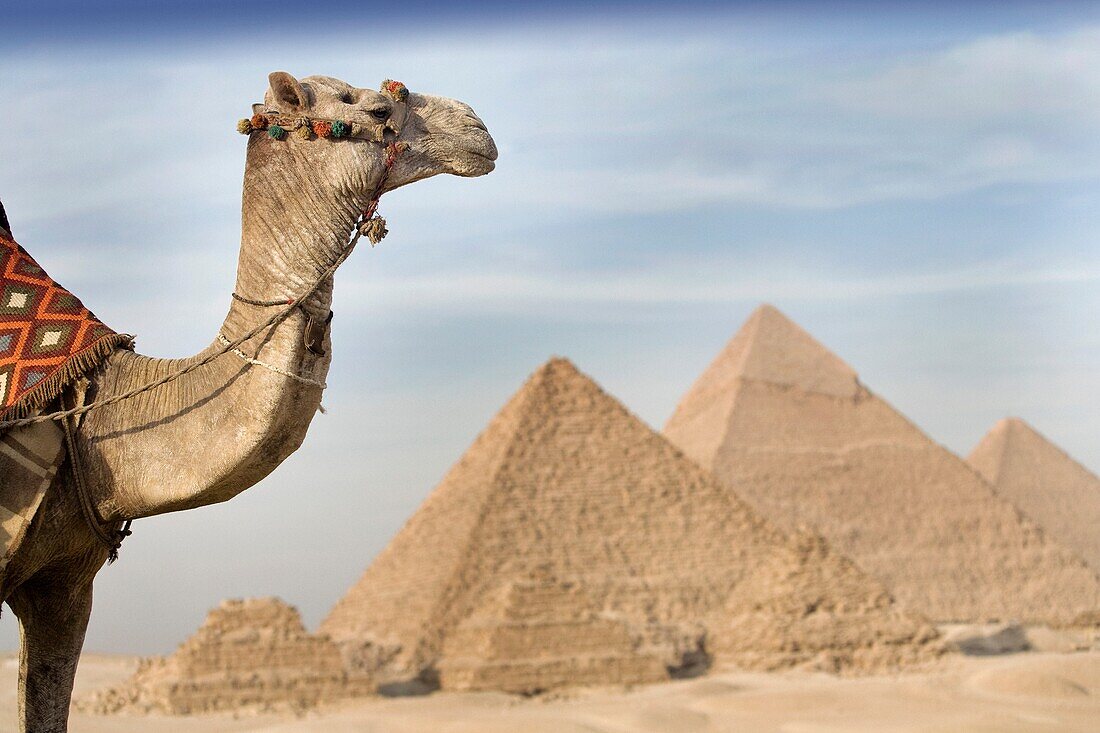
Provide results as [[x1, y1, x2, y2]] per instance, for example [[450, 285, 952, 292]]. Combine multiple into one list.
[[19, 650, 1100, 732]]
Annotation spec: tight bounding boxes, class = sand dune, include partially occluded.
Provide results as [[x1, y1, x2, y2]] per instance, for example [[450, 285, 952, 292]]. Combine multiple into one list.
[[19, 650, 1099, 733]]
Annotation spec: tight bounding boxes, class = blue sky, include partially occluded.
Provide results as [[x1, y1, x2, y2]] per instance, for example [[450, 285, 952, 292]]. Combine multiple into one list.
[[2, 1, 1099, 654]]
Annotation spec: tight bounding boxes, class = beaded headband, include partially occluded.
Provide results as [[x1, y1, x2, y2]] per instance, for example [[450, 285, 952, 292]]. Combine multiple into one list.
[[237, 79, 410, 142]]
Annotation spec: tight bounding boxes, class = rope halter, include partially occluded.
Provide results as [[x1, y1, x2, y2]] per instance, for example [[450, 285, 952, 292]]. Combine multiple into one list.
[[236, 79, 410, 246]]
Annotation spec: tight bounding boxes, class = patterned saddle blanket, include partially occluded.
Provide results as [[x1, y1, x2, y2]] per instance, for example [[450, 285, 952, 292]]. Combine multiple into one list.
[[0, 228, 130, 577], [1, 230, 131, 422]]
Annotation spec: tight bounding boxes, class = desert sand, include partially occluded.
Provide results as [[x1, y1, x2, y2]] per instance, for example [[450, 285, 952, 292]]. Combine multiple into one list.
[[15, 648, 1099, 732]]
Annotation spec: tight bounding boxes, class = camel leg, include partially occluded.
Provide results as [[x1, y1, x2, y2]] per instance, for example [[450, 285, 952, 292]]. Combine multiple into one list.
[[7, 577, 93, 733]]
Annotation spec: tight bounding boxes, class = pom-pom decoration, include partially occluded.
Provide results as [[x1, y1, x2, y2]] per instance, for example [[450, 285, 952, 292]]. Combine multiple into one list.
[[236, 119, 253, 134], [359, 215, 388, 245], [294, 125, 312, 140], [381, 80, 409, 102], [250, 114, 269, 130], [268, 125, 287, 140], [331, 120, 349, 138], [312, 120, 333, 138]]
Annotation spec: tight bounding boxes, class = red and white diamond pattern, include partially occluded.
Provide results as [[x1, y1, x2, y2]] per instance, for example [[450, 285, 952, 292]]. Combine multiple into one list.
[[0, 232, 125, 416]]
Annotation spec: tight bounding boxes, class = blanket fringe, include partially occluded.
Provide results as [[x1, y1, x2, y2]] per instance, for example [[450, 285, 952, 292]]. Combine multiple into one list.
[[1, 335, 133, 423]]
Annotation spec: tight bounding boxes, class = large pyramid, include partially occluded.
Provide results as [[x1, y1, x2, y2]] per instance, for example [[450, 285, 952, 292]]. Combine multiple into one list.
[[664, 304, 1100, 624], [321, 358, 937, 684], [969, 418, 1100, 575]]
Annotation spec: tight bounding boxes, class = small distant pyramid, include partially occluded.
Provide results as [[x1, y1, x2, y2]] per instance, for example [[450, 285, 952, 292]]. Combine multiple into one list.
[[81, 598, 369, 715], [321, 358, 937, 686], [438, 571, 667, 693], [718, 534, 940, 673], [665, 305, 1100, 624], [969, 418, 1100, 575]]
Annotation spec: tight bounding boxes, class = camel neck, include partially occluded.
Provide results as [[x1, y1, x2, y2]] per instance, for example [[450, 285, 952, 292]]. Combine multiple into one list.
[[83, 139, 378, 521], [229, 137, 364, 326]]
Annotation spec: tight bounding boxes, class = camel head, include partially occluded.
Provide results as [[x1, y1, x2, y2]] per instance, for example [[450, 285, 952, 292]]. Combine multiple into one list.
[[251, 71, 496, 205]]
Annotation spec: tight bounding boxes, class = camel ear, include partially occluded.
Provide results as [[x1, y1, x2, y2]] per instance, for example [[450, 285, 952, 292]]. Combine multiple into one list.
[[268, 71, 308, 111]]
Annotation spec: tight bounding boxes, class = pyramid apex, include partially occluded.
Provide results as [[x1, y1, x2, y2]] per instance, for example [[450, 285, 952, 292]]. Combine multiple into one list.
[[731, 304, 861, 398], [526, 357, 593, 394], [750, 302, 784, 317], [535, 356, 580, 375], [969, 417, 1062, 487], [664, 305, 862, 451], [1005, 417, 1045, 437], [983, 417, 1048, 448]]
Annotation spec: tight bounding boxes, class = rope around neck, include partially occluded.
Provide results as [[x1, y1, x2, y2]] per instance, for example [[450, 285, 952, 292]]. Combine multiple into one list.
[[0, 235, 356, 432], [0, 140, 406, 432], [217, 334, 328, 388]]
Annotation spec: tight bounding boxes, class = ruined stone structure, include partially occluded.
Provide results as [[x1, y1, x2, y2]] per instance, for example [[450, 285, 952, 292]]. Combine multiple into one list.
[[969, 418, 1100, 576], [664, 304, 1100, 625], [83, 598, 370, 714], [718, 534, 940, 673], [321, 358, 938, 686], [438, 571, 667, 693]]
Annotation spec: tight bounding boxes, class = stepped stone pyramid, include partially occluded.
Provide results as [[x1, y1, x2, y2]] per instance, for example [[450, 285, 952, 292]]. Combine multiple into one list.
[[82, 598, 370, 714], [719, 534, 939, 672], [438, 571, 667, 693], [664, 304, 1100, 625], [321, 358, 937, 686], [969, 418, 1100, 575]]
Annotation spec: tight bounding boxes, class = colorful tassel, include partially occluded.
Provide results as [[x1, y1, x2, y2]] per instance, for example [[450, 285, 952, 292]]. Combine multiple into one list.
[[381, 80, 409, 102], [312, 120, 333, 138], [331, 120, 349, 138], [268, 125, 287, 140], [250, 113, 269, 130], [236, 119, 253, 134], [294, 125, 312, 140]]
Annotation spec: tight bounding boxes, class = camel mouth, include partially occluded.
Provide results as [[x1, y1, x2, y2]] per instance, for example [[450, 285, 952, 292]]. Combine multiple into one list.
[[452, 127, 498, 177]]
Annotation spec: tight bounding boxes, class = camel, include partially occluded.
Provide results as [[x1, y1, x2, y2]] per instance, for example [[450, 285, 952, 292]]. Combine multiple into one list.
[[0, 71, 496, 732]]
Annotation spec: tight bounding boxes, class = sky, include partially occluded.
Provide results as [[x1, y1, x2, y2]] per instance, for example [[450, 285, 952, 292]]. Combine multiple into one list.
[[2, 1, 1099, 655]]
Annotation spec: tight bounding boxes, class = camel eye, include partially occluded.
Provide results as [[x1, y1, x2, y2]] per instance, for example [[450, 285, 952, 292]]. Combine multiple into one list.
[[370, 107, 390, 121]]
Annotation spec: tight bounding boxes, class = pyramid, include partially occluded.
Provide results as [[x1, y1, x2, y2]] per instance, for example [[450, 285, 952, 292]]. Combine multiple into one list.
[[438, 571, 667, 693], [81, 598, 371, 715], [664, 304, 1100, 625], [717, 533, 940, 673], [969, 418, 1100, 575], [321, 358, 937, 684]]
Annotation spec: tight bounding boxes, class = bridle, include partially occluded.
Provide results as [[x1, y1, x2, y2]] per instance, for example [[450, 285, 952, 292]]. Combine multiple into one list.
[[228, 80, 411, 359], [5, 79, 413, 561]]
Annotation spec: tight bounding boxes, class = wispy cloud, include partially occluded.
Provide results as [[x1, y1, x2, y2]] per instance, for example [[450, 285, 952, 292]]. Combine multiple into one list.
[[2, 15, 1099, 656]]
